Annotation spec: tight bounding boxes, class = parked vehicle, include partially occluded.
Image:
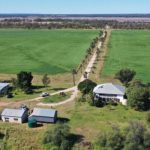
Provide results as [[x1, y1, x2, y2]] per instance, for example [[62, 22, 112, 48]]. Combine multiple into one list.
[[40, 92, 49, 97]]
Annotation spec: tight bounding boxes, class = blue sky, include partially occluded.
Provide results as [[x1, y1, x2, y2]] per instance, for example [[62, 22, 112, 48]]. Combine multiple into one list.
[[0, 0, 150, 14]]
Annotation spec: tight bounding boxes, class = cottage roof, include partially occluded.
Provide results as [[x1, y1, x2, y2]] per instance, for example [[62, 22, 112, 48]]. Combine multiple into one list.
[[1, 108, 26, 117], [93, 83, 125, 95], [30, 108, 57, 118], [0, 83, 9, 91]]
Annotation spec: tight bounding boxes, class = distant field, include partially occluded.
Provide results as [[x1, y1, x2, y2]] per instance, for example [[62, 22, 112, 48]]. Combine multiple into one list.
[[0, 29, 98, 74], [102, 30, 150, 82]]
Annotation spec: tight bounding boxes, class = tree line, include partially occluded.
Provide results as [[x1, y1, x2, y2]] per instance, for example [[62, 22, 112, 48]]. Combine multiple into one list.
[[1, 19, 150, 29]]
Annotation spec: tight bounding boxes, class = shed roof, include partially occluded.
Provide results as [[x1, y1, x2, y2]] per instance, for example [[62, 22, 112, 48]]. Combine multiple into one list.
[[0, 83, 9, 91], [93, 83, 125, 95], [30, 108, 57, 118], [1, 108, 26, 117]]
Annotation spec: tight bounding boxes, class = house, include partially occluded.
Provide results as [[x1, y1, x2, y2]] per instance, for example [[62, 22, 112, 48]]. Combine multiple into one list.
[[0, 83, 10, 95], [29, 108, 57, 123], [93, 83, 126, 105], [1, 107, 28, 123]]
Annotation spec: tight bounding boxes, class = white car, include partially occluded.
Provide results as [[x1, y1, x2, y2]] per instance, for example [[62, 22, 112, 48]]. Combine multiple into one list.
[[40, 92, 49, 97]]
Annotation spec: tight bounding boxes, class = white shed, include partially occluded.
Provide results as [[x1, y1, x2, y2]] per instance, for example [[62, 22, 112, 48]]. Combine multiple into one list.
[[29, 108, 57, 123], [1, 108, 28, 123]]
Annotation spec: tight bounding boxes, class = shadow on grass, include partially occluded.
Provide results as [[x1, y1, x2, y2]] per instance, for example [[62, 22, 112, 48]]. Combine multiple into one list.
[[57, 117, 70, 123], [51, 88, 67, 91], [0, 133, 5, 140], [69, 134, 84, 146], [36, 123, 43, 128], [34, 91, 42, 94], [32, 85, 45, 90]]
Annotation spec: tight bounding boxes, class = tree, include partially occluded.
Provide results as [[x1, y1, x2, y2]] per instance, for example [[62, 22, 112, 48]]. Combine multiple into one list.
[[97, 126, 124, 150], [127, 81, 150, 111], [16, 71, 33, 92], [78, 79, 97, 96], [115, 68, 136, 86], [42, 74, 51, 87], [72, 69, 77, 86], [124, 121, 149, 150]]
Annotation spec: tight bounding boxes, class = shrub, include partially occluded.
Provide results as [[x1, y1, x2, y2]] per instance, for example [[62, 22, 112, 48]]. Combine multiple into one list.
[[97, 126, 124, 150], [7, 93, 13, 98], [124, 121, 147, 150], [94, 98, 106, 107], [96, 121, 150, 150]]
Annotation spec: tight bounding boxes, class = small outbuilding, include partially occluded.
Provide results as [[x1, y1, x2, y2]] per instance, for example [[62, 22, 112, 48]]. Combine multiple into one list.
[[1, 107, 28, 123], [0, 83, 10, 96], [29, 108, 57, 123], [93, 83, 126, 105]]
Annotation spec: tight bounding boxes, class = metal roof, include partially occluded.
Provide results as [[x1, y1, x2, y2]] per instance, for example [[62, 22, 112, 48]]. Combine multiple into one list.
[[30, 108, 57, 118], [93, 83, 125, 95], [1, 108, 26, 117], [0, 83, 9, 91]]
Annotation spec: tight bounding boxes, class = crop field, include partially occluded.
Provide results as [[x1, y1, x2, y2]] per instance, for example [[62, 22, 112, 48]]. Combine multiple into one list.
[[102, 30, 150, 82], [0, 29, 99, 74]]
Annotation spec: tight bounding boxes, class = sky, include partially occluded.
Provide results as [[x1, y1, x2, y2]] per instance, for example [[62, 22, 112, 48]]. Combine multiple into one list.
[[0, 0, 150, 14]]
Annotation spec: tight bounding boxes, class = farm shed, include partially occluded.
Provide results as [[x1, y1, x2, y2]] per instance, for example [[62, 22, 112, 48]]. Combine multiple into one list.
[[93, 83, 126, 105], [1, 108, 28, 123], [0, 83, 10, 95], [29, 108, 57, 123]]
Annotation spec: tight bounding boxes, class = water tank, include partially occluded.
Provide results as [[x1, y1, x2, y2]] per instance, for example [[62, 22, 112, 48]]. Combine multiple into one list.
[[28, 118, 37, 128]]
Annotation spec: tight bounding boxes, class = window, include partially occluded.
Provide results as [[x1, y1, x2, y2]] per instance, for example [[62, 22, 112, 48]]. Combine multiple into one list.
[[14, 118, 18, 121], [5, 118, 9, 122]]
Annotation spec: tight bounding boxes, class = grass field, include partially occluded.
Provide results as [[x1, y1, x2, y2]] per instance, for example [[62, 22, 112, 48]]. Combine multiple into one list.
[[102, 30, 150, 82], [68, 102, 148, 141], [0, 29, 99, 74]]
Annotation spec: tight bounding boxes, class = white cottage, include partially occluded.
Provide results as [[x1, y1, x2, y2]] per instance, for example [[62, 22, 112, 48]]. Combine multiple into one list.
[[1, 108, 28, 123], [93, 83, 126, 105]]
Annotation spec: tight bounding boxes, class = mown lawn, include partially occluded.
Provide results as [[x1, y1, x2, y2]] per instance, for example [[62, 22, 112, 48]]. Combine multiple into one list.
[[102, 30, 150, 82], [0, 29, 99, 75]]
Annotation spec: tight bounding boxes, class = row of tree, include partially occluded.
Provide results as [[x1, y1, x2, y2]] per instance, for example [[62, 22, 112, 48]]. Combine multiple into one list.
[[1, 19, 150, 29], [72, 31, 104, 86]]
